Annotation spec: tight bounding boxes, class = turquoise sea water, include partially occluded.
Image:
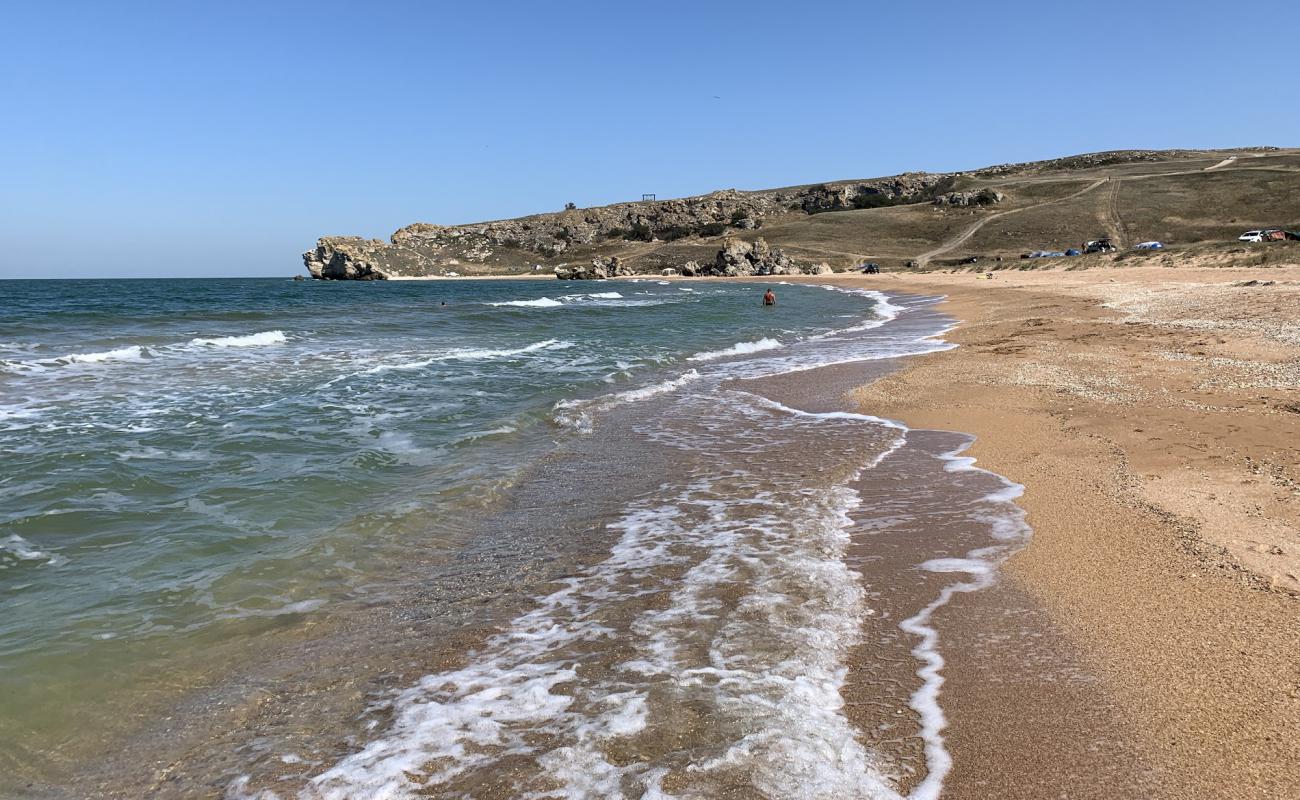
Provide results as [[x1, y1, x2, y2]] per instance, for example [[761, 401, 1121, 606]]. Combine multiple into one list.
[[0, 277, 886, 775]]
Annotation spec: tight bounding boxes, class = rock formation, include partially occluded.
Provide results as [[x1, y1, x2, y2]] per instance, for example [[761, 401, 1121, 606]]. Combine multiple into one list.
[[303, 237, 432, 280], [302, 176, 948, 279], [933, 189, 1005, 207], [555, 256, 633, 280], [690, 238, 826, 277]]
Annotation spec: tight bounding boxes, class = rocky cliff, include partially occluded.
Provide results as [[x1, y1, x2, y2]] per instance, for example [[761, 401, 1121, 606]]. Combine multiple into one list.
[[303, 175, 950, 279]]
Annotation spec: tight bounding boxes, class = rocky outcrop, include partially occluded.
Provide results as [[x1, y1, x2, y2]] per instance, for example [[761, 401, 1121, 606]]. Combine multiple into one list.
[[304, 237, 426, 280], [303, 175, 951, 279], [555, 256, 633, 280], [933, 189, 1005, 207], [685, 237, 828, 277], [797, 173, 946, 213]]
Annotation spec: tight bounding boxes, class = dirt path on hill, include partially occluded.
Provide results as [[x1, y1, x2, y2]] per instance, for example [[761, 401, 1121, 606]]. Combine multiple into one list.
[[914, 158, 1300, 266], [916, 177, 1108, 266], [1103, 177, 1129, 247]]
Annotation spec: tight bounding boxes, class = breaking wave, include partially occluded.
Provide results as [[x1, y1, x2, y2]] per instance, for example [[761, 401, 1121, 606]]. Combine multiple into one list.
[[687, 337, 785, 362], [487, 297, 564, 308], [188, 330, 288, 348]]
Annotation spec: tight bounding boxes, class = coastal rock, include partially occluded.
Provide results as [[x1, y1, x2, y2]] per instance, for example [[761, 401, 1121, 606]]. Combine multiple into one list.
[[688, 237, 804, 277], [554, 256, 631, 280], [805, 262, 835, 275], [299, 236, 431, 279]]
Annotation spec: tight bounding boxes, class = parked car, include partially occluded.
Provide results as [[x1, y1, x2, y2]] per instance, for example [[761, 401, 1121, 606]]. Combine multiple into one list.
[[959, 256, 980, 265], [1239, 230, 1266, 242], [860, 262, 880, 274], [1083, 238, 1116, 254]]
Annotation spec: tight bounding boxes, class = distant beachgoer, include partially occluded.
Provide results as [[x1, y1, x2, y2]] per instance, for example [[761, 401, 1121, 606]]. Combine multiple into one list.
[[441, 300, 447, 306], [762, 289, 776, 306]]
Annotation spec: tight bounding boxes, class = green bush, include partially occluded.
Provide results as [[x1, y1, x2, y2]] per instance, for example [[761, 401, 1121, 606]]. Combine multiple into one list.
[[850, 193, 894, 209], [730, 209, 748, 223], [605, 228, 628, 239], [625, 223, 653, 242], [658, 225, 693, 241], [700, 222, 728, 237]]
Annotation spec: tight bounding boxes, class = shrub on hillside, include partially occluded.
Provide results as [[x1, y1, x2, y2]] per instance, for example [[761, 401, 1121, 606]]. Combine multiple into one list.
[[624, 223, 654, 241], [657, 225, 693, 241]]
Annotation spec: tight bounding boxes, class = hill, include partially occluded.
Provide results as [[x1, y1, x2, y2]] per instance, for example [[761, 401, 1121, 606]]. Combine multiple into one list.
[[303, 147, 1300, 279]]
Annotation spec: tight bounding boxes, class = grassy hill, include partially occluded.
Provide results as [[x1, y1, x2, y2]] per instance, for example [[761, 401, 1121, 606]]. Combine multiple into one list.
[[304, 148, 1300, 278]]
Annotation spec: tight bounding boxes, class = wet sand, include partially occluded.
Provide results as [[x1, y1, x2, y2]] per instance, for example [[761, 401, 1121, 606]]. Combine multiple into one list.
[[815, 265, 1300, 799]]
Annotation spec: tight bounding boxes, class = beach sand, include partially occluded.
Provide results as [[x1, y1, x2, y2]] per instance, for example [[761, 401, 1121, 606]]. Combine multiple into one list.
[[813, 265, 1300, 798]]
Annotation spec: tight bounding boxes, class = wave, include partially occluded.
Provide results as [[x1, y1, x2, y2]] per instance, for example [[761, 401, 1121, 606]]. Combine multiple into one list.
[[284, 389, 910, 799], [1, 331, 290, 374], [809, 289, 906, 340], [445, 339, 572, 360], [687, 337, 784, 362], [487, 297, 564, 308], [1, 534, 66, 567], [489, 292, 682, 310], [553, 370, 702, 433], [188, 330, 288, 348], [2, 345, 147, 373], [64, 345, 145, 364], [357, 340, 573, 377]]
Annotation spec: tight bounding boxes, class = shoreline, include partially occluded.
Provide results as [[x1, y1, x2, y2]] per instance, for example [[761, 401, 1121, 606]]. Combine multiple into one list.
[[823, 266, 1300, 798], [14, 270, 1296, 797]]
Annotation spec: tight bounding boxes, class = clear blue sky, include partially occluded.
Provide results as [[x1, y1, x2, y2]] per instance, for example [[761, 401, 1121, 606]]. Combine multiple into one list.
[[2, 1, 1295, 278]]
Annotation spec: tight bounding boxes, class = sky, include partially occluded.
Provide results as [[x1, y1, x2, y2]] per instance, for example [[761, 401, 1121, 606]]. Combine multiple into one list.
[[1, 0, 1296, 279]]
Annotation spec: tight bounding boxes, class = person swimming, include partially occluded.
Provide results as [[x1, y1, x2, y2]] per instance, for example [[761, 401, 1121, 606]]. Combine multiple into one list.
[[763, 289, 776, 306]]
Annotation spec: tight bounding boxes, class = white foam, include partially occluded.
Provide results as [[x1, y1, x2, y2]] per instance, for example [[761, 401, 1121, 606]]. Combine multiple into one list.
[[0, 534, 65, 567], [809, 289, 906, 340], [189, 330, 288, 348], [553, 370, 702, 433], [444, 339, 572, 360], [687, 337, 785, 362], [893, 441, 1031, 800], [742, 392, 909, 433], [359, 340, 572, 376], [0, 345, 151, 373], [487, 297, 564, 308]]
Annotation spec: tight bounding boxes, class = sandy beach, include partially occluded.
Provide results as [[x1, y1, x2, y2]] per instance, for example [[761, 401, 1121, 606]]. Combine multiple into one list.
[[812, 264, 1300, 798]]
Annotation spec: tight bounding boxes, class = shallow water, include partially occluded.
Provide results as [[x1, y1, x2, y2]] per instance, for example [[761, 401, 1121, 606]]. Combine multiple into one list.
[[0, 279, 888, 781], [2, 278, 1029, 799]]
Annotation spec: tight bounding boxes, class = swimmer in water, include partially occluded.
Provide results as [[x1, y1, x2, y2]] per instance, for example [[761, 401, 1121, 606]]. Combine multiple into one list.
[[763, 289, 776, 306]]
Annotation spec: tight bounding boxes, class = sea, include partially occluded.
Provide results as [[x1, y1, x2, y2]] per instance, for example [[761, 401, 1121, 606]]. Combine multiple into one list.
[[0, 277, 1029, 799]]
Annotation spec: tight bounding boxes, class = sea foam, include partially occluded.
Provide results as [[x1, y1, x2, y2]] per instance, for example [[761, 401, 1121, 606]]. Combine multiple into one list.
[[188, 330, 288, 348], [686, 337, 784, 362], [487, 297, 564, 308]]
